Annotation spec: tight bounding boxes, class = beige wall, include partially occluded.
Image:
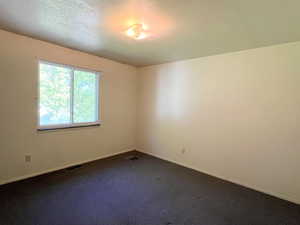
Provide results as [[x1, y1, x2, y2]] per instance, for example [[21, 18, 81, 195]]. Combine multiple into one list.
[[0, 30, 137, 184], [137, 42, 300, 204]]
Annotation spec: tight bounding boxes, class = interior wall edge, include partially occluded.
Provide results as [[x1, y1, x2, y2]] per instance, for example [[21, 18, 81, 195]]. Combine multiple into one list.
[[137, 149, 300, 205], [0, 148, 135, 186]]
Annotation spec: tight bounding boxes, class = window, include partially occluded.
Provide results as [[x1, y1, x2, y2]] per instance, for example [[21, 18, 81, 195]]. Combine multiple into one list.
[[38, 61, 100, 130]]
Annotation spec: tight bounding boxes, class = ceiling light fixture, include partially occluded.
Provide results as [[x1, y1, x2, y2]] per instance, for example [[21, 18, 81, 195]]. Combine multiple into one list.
[[126, 23, 147, 40]]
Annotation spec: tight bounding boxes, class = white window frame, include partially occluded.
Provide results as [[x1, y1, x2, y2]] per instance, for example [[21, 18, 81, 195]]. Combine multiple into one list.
[[38, 60, 101, 131]]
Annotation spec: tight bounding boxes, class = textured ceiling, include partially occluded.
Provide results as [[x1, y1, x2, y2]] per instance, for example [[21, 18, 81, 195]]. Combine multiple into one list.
[[0, 0, 300, 66]]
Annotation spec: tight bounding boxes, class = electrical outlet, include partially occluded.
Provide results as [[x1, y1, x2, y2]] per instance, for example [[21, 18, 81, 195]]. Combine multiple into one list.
[[25, 155, 31, 162], [181, 148, 186, 154]]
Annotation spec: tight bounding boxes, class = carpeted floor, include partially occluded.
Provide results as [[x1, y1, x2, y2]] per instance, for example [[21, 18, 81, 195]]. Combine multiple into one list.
[[0, 151, 299, 225]]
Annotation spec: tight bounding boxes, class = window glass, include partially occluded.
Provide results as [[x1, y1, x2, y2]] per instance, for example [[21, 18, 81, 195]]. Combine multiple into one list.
[[38, 62, 99, 129], [74, 70, 97, 123], [39, 63, 71, 126]]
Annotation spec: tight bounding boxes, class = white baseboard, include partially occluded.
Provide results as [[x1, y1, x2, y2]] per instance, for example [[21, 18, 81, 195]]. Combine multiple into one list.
[[0, 149, 135, 186], [138, 149, 300, 205]]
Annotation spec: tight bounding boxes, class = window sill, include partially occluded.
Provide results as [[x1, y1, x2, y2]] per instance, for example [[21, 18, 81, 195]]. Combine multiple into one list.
[[37, 123, 101, 131]]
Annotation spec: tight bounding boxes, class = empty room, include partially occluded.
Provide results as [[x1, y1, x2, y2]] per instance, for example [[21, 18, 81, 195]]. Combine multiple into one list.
[[0, 0, 300, 224]]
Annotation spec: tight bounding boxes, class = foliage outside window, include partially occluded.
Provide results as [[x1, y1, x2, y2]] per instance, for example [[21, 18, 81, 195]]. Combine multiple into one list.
[[38, 61, 100, 130]]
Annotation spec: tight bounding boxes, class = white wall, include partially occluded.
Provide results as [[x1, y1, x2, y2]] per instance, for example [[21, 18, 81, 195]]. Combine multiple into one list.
[[137, 42, 300, 204], [0, 29, 137, 184]]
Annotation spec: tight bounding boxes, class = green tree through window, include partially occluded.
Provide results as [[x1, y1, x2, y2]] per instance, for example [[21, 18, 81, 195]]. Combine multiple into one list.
[[39, 62, 99, 129]]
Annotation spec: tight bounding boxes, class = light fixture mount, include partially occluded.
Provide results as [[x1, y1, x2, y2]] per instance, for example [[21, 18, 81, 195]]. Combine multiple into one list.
[[126, 23, 147, 40]]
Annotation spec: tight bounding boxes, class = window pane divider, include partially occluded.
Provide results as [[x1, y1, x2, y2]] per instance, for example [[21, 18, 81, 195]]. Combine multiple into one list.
[[70, 69, 74, 124], [95, 73, 100, 121]]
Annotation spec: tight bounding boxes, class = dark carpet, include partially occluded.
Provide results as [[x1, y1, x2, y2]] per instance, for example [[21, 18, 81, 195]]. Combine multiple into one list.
[[0, 151, 299, 225]]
